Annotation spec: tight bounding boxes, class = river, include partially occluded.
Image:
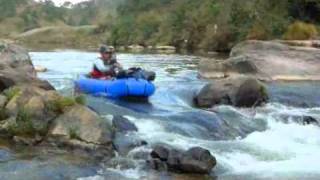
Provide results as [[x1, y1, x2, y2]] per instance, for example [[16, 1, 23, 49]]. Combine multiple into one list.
[[1, 51, 319, 180]]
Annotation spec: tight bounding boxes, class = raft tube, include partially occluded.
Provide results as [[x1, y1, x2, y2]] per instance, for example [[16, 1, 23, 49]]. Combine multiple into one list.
[[75, 76, 156, 98]]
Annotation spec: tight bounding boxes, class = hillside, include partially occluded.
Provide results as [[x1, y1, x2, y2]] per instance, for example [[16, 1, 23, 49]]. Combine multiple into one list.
[[1, 0, 320, 52]]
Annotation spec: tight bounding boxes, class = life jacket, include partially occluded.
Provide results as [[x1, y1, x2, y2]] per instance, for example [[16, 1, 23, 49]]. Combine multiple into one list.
[[90, 57, 119, 78]]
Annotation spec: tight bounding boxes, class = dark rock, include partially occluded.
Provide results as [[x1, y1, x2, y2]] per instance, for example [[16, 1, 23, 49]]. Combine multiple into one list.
[[0, 76, 15, 92], [180, 147, 217, 174], [234, 78, 269, 107], [150, 145, 170, 161], [195, 76, 268, 108], [112, 115, 138, 133], [278, 114, 319, 126], [166, 149, 183, 172], [147, 158, 168, 171], [149, 145, 216, 174], [302, 116, 318, 125]]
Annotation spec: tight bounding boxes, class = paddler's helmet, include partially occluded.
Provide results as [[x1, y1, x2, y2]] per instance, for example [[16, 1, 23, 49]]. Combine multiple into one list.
[[99, 45, 114, 54]]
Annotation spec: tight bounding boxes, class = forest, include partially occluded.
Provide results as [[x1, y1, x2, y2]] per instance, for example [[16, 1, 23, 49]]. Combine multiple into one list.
[[1, 0, 320, 51]]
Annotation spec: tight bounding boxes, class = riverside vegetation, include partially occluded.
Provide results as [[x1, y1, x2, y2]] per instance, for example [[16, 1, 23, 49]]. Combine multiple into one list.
[[0, 0, 319, 51]]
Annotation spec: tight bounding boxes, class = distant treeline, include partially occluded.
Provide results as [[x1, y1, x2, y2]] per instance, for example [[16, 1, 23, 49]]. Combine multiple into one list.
[[1, 0, 320, 52], [103, 0, 320, 52]]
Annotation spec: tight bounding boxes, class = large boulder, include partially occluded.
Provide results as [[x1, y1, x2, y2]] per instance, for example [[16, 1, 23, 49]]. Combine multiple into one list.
[[149, 145, 216, 174], [194, 76, 269, 108], [199, 40, 320, 81], [49, 105, 112, 146], [0, 42, 54, 91]]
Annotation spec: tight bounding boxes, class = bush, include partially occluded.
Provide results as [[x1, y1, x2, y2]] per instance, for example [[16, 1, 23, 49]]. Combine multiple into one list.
[[47, 95, 86, 114], [0, 108, 8, 121], [247, 23, 269, 40], [8, 107, 35, 136], [283, 21, 318, 40], [74, 95, 86, 105], [4, 87, 21, 101], [47, 97, 76, 114], [68, 127, 80, 140]]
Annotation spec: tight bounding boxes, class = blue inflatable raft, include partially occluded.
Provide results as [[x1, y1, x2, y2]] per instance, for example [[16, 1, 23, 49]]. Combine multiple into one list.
[[75, 76, 156, 98]]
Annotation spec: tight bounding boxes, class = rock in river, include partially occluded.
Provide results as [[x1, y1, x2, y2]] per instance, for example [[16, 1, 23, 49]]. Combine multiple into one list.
[[112, 115, 138, 133], [149, 145, 216, 174], [194, 76, 269, 108]]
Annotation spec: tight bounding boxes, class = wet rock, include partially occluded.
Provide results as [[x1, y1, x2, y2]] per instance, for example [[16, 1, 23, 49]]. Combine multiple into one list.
[[106, 157, 137, 170], [166, 148, 183, 171], [112, 132, 147, 156], [179, 147, 217, 174], [149, 145, 217, 174], [194, 76, 268, 108], [128, 148, 151, 160], [278, 114, 319, 126], [151, 145, 170, 161], [148, 158, 168, 171], [112, 116, 138, 133], [302, 116, 318, 125], [234, 78, 268, 107]]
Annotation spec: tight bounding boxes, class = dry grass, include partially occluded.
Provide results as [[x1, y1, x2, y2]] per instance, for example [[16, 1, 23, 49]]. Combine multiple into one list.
[[283, 21, 318, 40]]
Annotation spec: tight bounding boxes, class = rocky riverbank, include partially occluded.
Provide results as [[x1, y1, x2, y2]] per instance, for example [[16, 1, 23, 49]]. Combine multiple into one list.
[[199, 40, 320, 81], [0, 41, 114, 159], [195, 40, 320, 109]]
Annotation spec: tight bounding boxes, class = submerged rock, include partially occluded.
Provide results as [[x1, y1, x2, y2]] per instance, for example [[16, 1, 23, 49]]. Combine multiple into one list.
[[194, 76, 268, 108], [112, 116, 138, 133], [149, 145, 216, 174], [302, 116, 319, 125]]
